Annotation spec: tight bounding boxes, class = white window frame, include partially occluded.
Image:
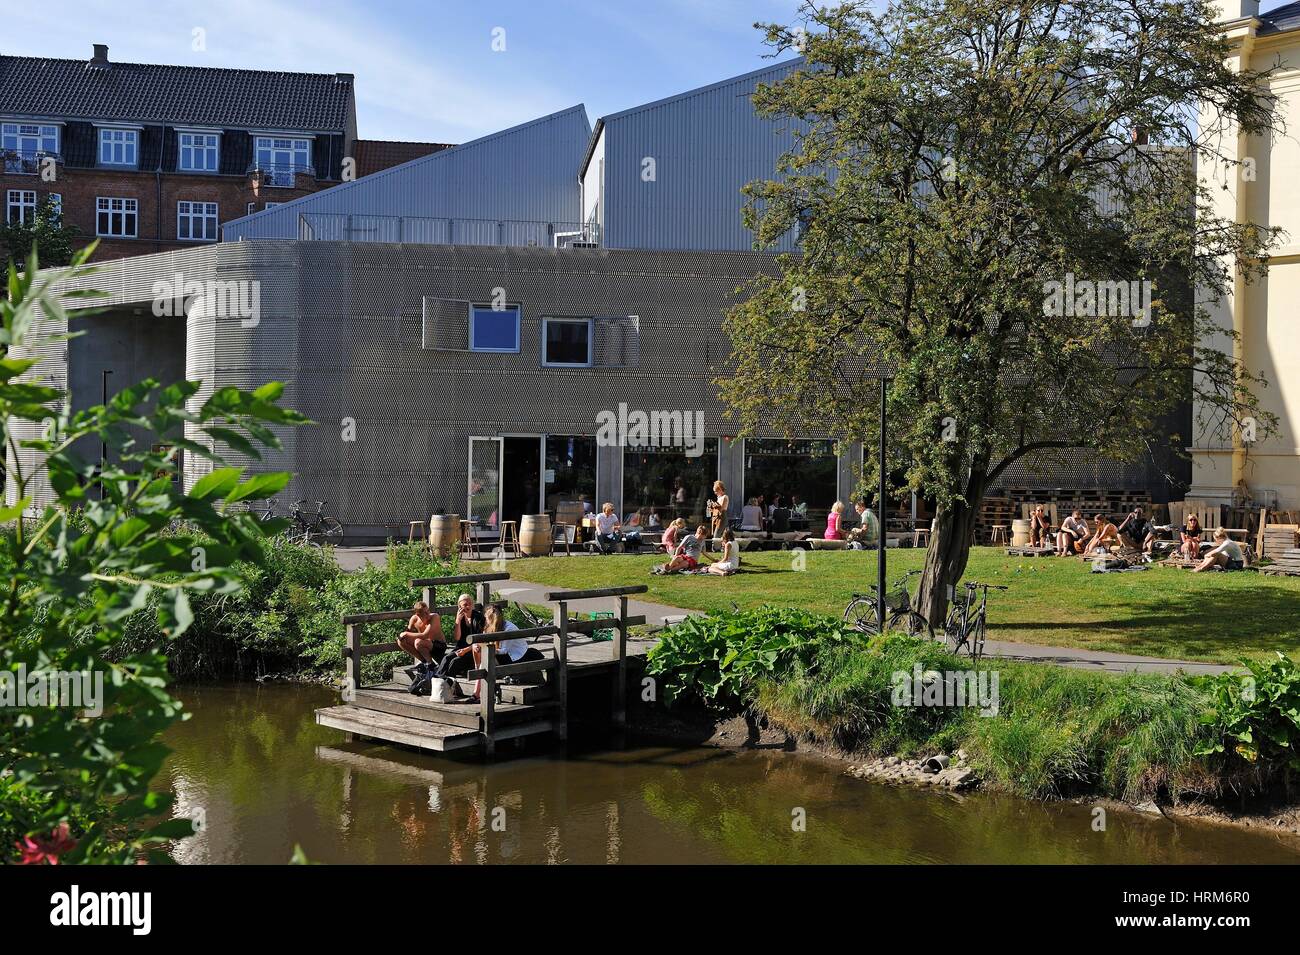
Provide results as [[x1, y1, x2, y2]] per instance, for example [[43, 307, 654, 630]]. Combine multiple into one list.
[[469, 303, 522, 354], [5, 189, 36, 225], [541, 317, 594, 368], [176, 200, 218, 242], [177, 131, 220, 172], [96, 196, 138, 238], [98, 127, 139, 167], [2, 122, 59, 173], [253, 135, 312, 187]]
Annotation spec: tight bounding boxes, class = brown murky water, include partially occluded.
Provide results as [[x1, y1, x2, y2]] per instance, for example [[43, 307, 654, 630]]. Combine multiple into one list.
[[161, 683, 1300, 864]]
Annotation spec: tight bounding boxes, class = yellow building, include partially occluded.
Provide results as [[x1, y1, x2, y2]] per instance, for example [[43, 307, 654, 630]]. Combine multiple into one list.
[[1194, 1, 1300, 510]]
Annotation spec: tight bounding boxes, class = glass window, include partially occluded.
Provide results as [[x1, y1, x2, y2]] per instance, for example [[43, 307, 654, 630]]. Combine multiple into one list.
[[5, 190, 36, 224], [254, 136, 311, 186], [542, 318, 592, 367], [96, 196, 138, 237], [544, 436, 597, 513], [98, 128, 138, 166], [622, 441, 719, 528], [470, 304, 520, 352], [743, 439, 839, 525], [178, 132, 219, 172], [2, 123, 59, 173], [46, 193, 62, 224], [177, 200, 218, 241]]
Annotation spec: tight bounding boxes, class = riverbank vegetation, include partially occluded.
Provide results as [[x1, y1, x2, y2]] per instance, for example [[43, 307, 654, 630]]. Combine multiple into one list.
[[486, 550, 1300, 665], [646, 608, 1300, 805]]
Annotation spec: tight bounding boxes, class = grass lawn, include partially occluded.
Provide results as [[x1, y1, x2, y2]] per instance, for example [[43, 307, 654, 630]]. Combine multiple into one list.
[[467, 547, 1300, 665]]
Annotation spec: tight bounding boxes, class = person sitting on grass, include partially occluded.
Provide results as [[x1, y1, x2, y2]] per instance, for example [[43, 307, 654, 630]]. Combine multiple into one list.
[[1056, 509, 1089, 556], [705, 528, 741, 575], [397, 600, 444, 676], [653, 524, 708, 575], [434, 593, 486, 697], [1192, 528, 1246, 573], [1179, 514, 1204, 561], [467, 604, 546, 702], [659, 517, 686, 554], [1083, 513, 1119, 554], [1117, 505, 1154, 554], [824, 500, 847, 540], [1029, 504, 1052, 547]]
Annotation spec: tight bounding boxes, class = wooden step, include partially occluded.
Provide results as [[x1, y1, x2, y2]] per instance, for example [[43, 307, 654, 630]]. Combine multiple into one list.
[[354, 683, 558, 729], [388, 667, 554, 705], [315, 705, 482, 753]]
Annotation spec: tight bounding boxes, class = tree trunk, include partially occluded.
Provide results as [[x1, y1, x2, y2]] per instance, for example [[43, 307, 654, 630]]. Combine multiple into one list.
[[916, 496, 981, 631]]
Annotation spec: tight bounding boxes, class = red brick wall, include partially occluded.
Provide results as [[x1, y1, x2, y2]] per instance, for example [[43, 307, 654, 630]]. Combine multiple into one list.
[[1, 167, 327, 261]]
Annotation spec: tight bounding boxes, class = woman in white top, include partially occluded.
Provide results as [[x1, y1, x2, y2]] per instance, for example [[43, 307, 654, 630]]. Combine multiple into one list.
[[740, 498, 764, 531], [706, 529, 740, 575], [1193, 529, 1245, 572], [471, 606, 544, 702]]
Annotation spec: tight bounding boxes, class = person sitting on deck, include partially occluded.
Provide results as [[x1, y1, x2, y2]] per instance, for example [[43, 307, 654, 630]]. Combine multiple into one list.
[[434, 593, 487, 696], [847, 500, 879, 548], [653, 524, 708, 574], [396, 600, 445, 676], [1192, 528, 1245, 573], [1179, 514, 1204, 561], [1029, 504, 1052, 547], [705, 528, 741, 575], [1056, 509, 1089, 556], [824, 501, 847, 540], [467, 605, 546, 702], [1117, 506, 1155, 554], [1083, 513, 1119, 555]]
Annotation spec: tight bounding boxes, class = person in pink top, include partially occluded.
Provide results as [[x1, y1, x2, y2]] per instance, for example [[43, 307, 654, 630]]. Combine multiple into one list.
[[824, 500, 846, 540]]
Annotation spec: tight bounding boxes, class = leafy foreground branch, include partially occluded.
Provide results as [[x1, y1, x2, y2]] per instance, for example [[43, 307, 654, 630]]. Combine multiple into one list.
[[647, 608, 1300, 804], [1, 245, 307, 863]]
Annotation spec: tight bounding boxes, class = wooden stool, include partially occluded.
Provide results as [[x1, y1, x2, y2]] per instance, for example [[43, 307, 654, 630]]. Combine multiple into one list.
[[408, 520, 426, 546], [990, 525, 1009, 545], [497, 520, 520, 558], [458, 520, 481, 559], [913, 526, 931, 548], [552, 522, 573, 555]]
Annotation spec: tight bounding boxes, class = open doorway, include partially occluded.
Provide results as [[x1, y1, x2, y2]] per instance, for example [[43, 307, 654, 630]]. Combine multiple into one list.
[[501, 436, 542, 526]]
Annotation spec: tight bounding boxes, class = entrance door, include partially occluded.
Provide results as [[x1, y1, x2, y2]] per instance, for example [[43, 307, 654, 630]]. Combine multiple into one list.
[[468, 437, 502, 529], [501, 436, 542, 526]]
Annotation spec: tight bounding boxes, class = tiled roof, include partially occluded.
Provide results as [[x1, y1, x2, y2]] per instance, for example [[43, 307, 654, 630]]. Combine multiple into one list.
[[354, 139, 453, 177], [0, 53, 353, 131], [1259, 1, 1300, 33]]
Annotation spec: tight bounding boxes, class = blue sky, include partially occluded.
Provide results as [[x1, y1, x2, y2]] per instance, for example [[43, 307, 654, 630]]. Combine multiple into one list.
[[6, 0, 806, 143]]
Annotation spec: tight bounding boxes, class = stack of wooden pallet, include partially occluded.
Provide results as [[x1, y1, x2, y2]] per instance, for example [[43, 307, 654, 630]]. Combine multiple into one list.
[[1258, 515, 1300, 576], [976, 496, 1016, 542], [1260, 548, 1300, 576]]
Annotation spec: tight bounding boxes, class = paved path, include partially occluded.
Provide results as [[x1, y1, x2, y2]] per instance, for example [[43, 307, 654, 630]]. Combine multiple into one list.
[[331, 547, 1235, 676]]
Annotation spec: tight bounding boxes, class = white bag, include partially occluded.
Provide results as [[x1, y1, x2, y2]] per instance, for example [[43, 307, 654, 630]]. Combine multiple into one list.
[[429, 677, 456, 703]]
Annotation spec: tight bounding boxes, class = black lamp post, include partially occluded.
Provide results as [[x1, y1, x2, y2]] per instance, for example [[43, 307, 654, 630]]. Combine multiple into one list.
[[100, 369, 112, 499]]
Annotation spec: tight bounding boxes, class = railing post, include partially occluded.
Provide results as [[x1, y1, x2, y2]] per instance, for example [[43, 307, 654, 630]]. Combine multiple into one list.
[[478, 579, 492, 610], [481, 643, 496, 759], [346, 622, 363, 699], [422, 585, 435, 607], [613, 595, 628, 730], [553, 601, 569, 742]]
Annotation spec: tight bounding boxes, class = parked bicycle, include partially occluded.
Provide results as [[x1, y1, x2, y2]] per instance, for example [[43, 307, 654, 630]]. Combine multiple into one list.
[[842, 569, 929, 636], [252, 498, 280, 523], [943, 581, 1007, 662], [286, 499, 345, 547]]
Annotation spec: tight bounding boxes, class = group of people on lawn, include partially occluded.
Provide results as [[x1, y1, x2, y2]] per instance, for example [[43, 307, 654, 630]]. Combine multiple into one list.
[[1045, 505, 1244, 571], [396, 594, 545, 703]]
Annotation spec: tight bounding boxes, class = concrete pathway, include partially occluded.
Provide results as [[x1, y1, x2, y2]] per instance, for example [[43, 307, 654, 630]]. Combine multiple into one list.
[[330, 547, 1236, 676]]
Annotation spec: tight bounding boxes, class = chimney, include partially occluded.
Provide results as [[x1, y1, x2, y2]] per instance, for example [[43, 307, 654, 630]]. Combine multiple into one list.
[[90, 43, 110, 68], [1212, 1, 1259, 21], [334, 72, 353, 85]]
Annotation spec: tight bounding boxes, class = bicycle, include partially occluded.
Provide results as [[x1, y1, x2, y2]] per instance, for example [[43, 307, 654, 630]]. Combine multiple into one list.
[[252, 498, 279, 523], [943, 581, 1007, 662], [842, 569, 929, 636], [288, 499, 345, 548]]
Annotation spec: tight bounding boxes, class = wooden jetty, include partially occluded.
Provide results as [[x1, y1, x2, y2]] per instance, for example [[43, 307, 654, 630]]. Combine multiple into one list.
[[315, 573, 650, 757]]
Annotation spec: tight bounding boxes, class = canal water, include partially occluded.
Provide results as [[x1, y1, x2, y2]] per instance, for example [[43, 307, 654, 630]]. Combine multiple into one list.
[[162, 683, 1300, 864]]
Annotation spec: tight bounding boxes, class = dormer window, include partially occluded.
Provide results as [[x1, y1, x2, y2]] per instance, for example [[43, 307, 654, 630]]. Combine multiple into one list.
[[98, 127, 139, 167], [2, 122, 59, 174], [178, 131, 220, 172], [253, 136, 312, 187]]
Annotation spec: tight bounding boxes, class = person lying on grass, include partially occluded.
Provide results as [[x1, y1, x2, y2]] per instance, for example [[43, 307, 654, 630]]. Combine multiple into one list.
[[1083, 513, 1119, 555], [1056, 509, 1089, 556], [653, 524, 708, 574], [1192, 528, 1246, 573], [705, 528, 741, 575], [397, 600, 445, 675]]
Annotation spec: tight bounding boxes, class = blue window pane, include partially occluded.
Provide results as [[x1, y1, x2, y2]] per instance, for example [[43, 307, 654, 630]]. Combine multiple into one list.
[[471, 307, 519, 351]]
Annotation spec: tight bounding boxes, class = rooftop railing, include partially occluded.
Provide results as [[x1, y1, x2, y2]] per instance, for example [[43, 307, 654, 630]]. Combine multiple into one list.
[[296, 212, 600, 248]]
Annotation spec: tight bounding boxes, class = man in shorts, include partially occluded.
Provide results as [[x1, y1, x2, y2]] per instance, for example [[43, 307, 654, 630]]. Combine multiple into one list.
[[397, 601, 444, 676], [654, 524, 708, 574]]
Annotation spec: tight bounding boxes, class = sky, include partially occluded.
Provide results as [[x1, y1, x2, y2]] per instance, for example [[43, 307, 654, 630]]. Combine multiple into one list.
[[4, 0, 808, 144]]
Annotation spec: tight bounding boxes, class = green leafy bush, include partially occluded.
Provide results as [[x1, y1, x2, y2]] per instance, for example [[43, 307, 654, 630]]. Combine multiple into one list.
[[1195, 653, 1300, 770]]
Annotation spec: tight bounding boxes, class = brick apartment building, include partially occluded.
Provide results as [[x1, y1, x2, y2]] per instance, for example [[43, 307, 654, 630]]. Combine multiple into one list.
[[0, 43, 368, 261]]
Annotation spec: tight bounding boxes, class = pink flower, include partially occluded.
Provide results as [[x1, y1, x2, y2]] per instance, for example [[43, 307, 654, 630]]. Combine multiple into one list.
[[17, 823, 77, 865]]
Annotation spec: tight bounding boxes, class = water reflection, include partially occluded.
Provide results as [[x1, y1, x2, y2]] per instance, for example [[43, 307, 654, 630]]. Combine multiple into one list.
[[160, 683, 1300, 865]]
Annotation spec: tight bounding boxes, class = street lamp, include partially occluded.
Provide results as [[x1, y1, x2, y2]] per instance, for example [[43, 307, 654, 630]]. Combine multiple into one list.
[[100, 369, 112, 499]]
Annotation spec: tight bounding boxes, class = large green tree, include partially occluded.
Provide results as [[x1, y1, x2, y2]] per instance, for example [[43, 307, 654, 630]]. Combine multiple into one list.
[[722, 0, 1277, 624], [0, 197, 80, 271]]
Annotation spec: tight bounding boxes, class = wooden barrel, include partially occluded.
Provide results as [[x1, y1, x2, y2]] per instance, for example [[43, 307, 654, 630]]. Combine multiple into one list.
[[429, 513, 460, 557], [1011, 518, 1032, 547], [519, 514, 552, 557]]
